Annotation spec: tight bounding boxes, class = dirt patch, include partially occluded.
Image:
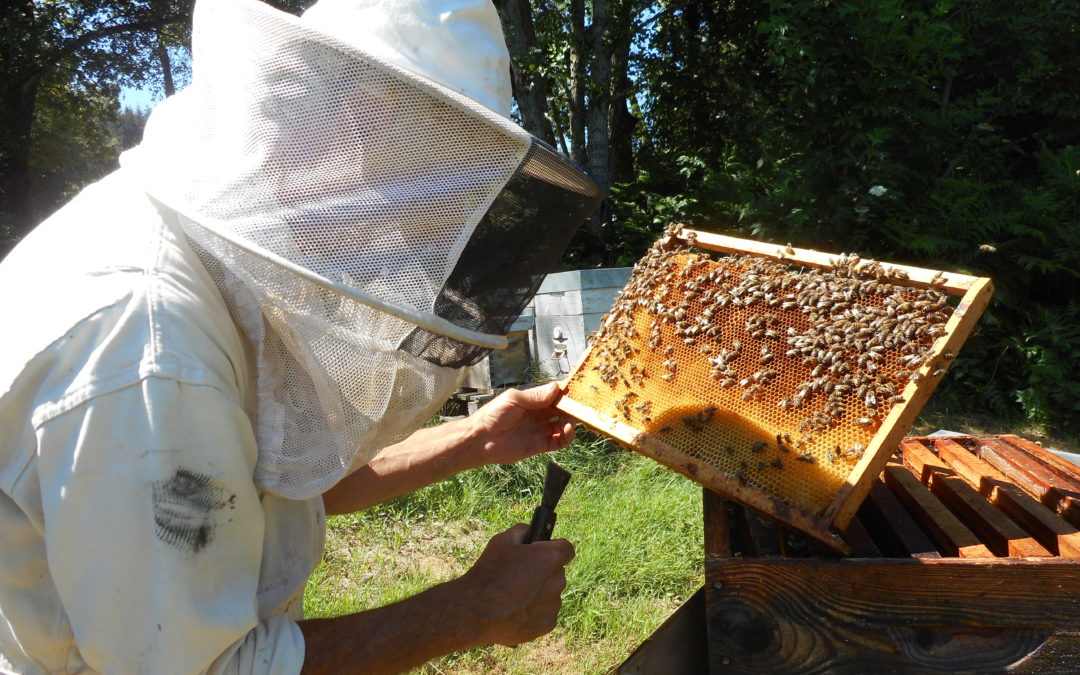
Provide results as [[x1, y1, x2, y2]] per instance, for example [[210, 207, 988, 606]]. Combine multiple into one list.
[[416, 633, 581, 674], [322, 516, 490, 593]]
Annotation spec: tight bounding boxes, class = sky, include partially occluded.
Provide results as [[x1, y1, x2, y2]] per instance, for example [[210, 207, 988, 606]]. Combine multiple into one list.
[[119, 45, 190, 112], [120, 86, 164, 112]]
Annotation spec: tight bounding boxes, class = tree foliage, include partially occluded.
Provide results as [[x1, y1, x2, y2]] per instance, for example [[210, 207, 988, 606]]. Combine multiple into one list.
[[0, 0, 307, 253], [630, 0, 1080, 434]]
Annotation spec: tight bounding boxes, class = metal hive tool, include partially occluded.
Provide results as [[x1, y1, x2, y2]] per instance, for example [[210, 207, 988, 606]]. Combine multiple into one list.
[[556, 226, 993, 552]]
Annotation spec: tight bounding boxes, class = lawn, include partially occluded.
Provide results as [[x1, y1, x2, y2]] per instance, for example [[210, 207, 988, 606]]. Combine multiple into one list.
[[303, 430, 704, 673]]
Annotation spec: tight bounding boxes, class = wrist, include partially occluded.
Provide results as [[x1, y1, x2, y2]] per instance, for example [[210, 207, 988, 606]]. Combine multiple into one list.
[[448, 413, 488, 471], [425, 574, 492, 650]]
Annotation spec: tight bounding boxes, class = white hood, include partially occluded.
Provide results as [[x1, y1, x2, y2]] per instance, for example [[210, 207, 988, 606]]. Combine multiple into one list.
[[121, 0, 602, 499]]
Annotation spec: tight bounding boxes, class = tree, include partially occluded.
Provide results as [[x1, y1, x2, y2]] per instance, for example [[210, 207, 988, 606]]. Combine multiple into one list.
[[0, 0, 307, 256], [0, 1, 196, 252], [632, 0, 1080, 433], [495, 0, 646, 266]]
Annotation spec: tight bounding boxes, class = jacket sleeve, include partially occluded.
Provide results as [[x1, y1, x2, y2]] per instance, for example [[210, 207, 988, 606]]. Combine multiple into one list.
[[34, 376, 306, 674]]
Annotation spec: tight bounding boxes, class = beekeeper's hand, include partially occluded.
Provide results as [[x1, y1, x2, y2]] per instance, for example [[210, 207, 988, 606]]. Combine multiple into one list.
[[454, 523, 576, 646], [298, 523, 574, 673], [464, 382, 576, 466], [321, 383, 574, 515]]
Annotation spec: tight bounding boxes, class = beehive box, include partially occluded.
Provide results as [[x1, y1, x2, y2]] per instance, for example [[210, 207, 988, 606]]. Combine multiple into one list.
[[557, 226, 993, 551], [702, 434, 1080, 673]]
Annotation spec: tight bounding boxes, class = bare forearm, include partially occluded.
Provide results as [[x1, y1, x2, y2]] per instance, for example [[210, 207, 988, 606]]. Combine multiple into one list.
[[298, 526, 574, 674], [298, 579, 483, 674], [322, 383, 573, 515], [321, 418, 481, 515]]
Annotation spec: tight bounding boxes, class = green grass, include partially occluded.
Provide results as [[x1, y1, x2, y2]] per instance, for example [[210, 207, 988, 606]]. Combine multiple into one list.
[[303, 431, 704, 673]]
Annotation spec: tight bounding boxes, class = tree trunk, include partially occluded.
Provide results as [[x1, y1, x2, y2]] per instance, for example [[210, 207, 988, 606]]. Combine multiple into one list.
[[156, 32, 176, 98], [606, 2, 636, 187], [494, 0, 555, 144], [567, 0, 587, 165], [0, 72, 42, 254], [585, 0, 612, 192]]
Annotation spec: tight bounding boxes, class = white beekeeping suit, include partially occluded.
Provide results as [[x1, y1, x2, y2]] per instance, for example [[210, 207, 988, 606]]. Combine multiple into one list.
[[0, 0, 602, 671]]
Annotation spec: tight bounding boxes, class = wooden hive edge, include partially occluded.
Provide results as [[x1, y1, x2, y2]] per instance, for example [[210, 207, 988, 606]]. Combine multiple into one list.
[[681, 228, 985, 294], [555, 394, 851, 554], [823, 275, 994, 530]]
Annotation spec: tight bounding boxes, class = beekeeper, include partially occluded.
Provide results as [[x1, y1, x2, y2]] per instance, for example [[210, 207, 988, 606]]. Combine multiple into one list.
[[0, 0, 603, 670]]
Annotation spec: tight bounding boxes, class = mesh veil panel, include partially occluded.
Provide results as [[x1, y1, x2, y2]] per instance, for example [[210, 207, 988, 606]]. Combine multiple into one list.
[[126, 0, 601, 497], [187, 217, 463, 499], [399, 140, 604, 367]]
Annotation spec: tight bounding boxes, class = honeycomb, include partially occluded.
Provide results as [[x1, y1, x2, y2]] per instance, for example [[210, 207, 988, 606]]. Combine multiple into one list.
[[563, 229, 957, 516]]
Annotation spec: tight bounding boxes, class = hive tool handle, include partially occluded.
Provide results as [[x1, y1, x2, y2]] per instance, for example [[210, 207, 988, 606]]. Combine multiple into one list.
[[526, 461, 572, 543]]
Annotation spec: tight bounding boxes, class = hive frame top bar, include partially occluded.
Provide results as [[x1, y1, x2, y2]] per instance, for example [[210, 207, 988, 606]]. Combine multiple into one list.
[[677, 229, 982, 295], [557, 226, 994, 553]]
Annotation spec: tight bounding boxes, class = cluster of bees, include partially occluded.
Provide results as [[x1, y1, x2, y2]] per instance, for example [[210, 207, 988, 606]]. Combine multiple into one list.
[[573, 224, 955, 490]]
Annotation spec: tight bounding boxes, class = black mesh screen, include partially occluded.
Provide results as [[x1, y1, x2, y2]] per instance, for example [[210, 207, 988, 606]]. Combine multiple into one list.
[[399, 140, 603, 368]]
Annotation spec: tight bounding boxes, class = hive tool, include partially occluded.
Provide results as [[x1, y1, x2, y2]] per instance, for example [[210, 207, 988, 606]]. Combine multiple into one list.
[[526, 460, 572, 543]]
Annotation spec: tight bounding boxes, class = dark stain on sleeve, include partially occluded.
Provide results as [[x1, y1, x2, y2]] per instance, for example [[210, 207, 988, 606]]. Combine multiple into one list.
[[152, 469, 236, 553]]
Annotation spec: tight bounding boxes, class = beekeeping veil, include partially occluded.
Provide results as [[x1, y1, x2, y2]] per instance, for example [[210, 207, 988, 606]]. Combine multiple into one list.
[[121, 0, 603, 499]]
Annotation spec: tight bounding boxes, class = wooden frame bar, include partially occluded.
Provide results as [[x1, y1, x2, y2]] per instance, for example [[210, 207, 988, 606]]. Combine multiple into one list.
[[557, 228, 993, 551], [934, 438, 1080, 557], [901, 440, 1051, 557]]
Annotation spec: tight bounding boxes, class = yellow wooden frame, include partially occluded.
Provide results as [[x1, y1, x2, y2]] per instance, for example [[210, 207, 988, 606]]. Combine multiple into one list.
[[556, 228, 994, 552]]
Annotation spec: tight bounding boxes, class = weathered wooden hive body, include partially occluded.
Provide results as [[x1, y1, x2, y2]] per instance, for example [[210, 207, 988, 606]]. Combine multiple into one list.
[[619, 434, 1080, 674]]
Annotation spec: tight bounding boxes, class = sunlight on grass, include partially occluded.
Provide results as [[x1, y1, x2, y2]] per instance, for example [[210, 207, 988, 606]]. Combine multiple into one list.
[[303, 431, 703, 673]]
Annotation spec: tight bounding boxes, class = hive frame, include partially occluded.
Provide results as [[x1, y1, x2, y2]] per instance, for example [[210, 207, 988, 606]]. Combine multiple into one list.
[[556, 228, 994, 552]]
